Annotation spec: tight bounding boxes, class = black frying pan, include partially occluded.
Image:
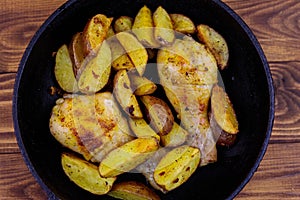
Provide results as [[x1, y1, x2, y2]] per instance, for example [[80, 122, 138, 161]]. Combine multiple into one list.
[[13, 0, 274, 199]]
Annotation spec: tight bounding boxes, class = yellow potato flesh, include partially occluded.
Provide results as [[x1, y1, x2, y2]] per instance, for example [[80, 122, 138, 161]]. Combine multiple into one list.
[[154, 145, 200, 191], [61, 153, 116, 195]]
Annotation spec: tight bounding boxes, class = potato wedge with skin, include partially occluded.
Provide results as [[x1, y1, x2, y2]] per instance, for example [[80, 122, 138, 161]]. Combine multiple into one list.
[[140, 95, 174, 136], [114, 16, 133, 33], [108, 181, 160, 200], [116, 32, 148, 76], [153, 6, 175, 46], [54, 44, 79, 93], [78, 41, 111, 94], [154, 145, 200, 191], [110, 39, 135, 71], [132, 5, 160, 48], [99, 137, 159, 177], [211, 85, 239, 134], [160, 122, 188, 147], [170, 14, 196, 34], [197, 24, 229, 70], [82, 14, 113, 56], [69, 32, 85, 76], [61, 153, 116, 195], [113, 69, 143, 118], [128, 118, 160, 142], [130, 74, 157, 96]]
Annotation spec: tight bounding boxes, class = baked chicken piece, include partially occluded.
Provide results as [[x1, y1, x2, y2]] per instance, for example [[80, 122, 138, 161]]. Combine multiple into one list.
[[49, 92, 133, 162], [157, 37, 219, 166]]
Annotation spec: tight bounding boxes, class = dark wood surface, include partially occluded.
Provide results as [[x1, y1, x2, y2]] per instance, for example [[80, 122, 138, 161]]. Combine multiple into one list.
[[1, 0, 299, 199]]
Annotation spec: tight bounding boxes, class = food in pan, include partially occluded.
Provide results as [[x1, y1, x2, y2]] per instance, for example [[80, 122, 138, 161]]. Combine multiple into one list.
[[49, 5, 239, 198]]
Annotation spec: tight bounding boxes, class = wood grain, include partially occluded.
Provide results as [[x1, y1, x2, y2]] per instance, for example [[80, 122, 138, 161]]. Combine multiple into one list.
[[0, 0, 299, 199]]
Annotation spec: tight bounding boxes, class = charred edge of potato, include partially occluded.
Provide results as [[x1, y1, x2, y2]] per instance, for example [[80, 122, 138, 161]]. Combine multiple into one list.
[[196, 24, 229, 70], [61, 152, 116, 195], [153, 6, 175, 46], [140, 95, 174, 136], [108, 181, 161, 200], [170, 14, 196, 34]]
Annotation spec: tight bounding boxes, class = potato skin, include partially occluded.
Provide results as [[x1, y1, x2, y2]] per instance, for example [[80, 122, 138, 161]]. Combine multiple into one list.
[[197, 24, 229, 70], [82, 14, 113, 56], [54, 44, 79, 93], [69, 32, 85, 76], [217, 131, 237, 147], [61, 153, 116, 195], [108, 181, 161, 200], [113, 69, 143, 118], [140, 95, 174, 136], [99, 137, 159, 177], [153, 145, 200, 191]]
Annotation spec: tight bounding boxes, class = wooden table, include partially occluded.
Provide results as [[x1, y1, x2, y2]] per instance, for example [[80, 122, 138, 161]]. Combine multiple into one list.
[[0, 0, 299, 199]]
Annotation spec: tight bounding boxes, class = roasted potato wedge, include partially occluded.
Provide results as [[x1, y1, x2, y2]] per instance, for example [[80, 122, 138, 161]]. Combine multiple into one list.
[[61, 153, 116, 195], [69, 32, 85, 76], [54, 44, 79, 93], [82, 14, 113, 56], [108, 181, 160, 200], [128, 118, 160, 141], [197, 24, 229, 70], [153, 145, 200, 191], [78, 41, 111, 94], [114, 16, 133, 33], [153, 6, 175, 46], [116, 32, 148, 76], [132, 5, 160, 48], [140, 95, 174, 136], [108, 36, 135, 71], [211, 85, 239, 134], [99, 137, 159, 177], [130, 74, 157, 96], [113, 69, 143, 118], [160, 122, 188, 147], [170, 14, 196, 34]]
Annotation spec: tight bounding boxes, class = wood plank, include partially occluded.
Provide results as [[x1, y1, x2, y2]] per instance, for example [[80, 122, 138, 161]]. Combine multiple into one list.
[[270, 61, 300, 142], [0, 153, 47, 199], [236, 142, 300, 199], [0, 0, 67, 73], [0, 0, 299, 73], [225, 0, 300, 62], [0, 142, 299, 199], [0, 73, 17, 153]]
